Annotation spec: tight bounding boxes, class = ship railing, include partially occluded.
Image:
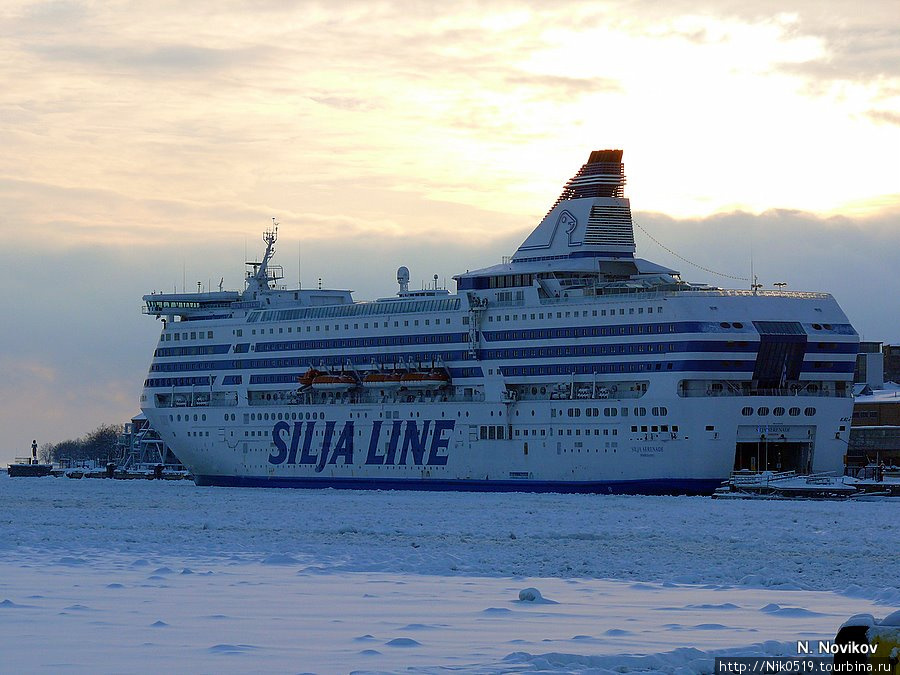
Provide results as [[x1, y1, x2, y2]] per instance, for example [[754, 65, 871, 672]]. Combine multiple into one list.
[[539, 287, 832, 304], [730, 470, 798, 486], [678, 386, 847, 399], [804, 471, 840, 484]]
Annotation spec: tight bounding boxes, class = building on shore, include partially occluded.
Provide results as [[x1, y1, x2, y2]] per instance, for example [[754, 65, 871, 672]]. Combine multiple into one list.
[[848, 382, 900, 473]]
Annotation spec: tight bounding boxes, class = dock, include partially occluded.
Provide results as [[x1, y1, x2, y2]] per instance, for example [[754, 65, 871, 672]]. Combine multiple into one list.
[[713, 470, 900, 500]]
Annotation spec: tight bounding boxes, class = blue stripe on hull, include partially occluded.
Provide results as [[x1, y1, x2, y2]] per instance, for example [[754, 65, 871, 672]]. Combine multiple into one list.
[[193, 475, 723, 496]]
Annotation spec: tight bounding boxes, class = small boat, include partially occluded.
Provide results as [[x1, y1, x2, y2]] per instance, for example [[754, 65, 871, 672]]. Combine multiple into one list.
[[311, 373, 358, 391], [399, 369, 451, 389]]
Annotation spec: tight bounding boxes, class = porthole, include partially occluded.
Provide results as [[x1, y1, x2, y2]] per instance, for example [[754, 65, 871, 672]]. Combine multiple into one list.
[[733, 322, 743, 329], [812, 323, 822, 330], [757, 407, 769, 416], [741, 407, 753, 416], [804, 407, 816, 416], [720, 322, 731, 329], [789, 407, 801, 416], [773, 407, 785, 416]]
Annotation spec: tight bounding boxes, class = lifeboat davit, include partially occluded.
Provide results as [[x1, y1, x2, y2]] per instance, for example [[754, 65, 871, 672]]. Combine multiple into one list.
[[400, 369, 451, 389], [362, 372, 404, 389], [311, 373, 358, 391], [298, 368, 323, 389]]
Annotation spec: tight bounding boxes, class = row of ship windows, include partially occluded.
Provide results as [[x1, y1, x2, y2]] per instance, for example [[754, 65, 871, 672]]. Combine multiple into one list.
[[172, 413, 208, 422], [486, 324, 678, 340], [556, 428, 622, 436], [486, 343, 678, 358], [563, 406, 669, 418], [487, 307, 664, 322], [557, 446, 617, 454], [741, 406, 816, 417], [244, 306, 667, 332], [240, 320, 702, 345], [500, 363, 675, 376], [246, 410, 476, 422], [248, 298, 462, 323], [163, 331, 215, 342], [514, 428, 624, 438], [630, 425, 677, 433], [162, 309, 681, 345], [248, 317, 457, 336], [479, 426, 623, 440]]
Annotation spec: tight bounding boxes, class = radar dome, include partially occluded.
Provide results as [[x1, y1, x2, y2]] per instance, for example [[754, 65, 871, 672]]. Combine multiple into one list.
[[397, 266, 410, 293]]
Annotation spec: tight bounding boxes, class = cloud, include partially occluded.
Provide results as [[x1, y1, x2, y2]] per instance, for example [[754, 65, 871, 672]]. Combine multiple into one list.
[[506, 74, 623, 97], [308, 95, 376, 112], [866, 110, 900, 127], [29, 43, 252, 76]]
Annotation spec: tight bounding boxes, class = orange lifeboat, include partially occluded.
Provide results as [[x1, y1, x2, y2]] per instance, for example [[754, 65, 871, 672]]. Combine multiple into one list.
[[399, 369, 451, 389], [311, 373, 358, 391], [362, 371, 403, 389], [298, 368, 323, 389]]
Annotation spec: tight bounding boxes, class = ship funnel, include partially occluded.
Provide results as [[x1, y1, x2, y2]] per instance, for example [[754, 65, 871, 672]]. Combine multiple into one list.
[[512, 149, 635, 262]]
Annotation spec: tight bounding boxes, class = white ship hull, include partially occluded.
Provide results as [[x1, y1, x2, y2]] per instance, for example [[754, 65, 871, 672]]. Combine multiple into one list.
[[144, 392, 851, 494]]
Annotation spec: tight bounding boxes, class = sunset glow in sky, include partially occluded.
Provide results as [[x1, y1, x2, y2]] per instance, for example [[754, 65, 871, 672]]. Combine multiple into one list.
[[1, 1, 898, 460]]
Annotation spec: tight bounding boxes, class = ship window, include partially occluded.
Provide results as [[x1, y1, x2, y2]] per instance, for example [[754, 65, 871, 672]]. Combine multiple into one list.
[[804, 407, 816, 416], [773, 407, 785, 416], [789, 407, 801, 416], [741, 407, 753, 416], [757, 407, 769, 416]]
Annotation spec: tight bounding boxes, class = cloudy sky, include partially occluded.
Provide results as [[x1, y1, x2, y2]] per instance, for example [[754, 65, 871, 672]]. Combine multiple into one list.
[[1, 1, 898, 463]]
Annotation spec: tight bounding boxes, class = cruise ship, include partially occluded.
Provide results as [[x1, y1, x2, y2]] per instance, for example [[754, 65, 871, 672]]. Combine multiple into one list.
[[140, 150, 858, 494]]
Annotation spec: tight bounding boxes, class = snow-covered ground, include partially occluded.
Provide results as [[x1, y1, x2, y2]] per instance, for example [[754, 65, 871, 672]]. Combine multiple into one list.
[[1, 475, 897, 673]]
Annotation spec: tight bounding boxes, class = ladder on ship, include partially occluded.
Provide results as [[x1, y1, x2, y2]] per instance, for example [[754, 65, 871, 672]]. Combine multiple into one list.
[[467, 294, 486, 359]]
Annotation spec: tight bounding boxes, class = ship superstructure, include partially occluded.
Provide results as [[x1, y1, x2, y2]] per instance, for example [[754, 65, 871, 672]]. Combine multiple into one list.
[[140, 150, 858, 493]]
